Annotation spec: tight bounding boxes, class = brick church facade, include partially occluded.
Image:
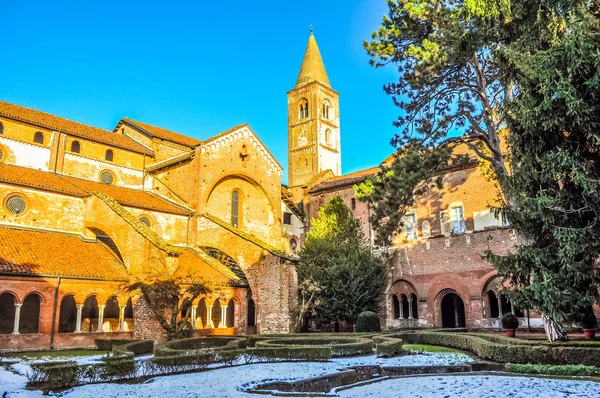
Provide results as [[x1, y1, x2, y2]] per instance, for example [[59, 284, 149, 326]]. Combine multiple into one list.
[[0, 32, 536, 351]]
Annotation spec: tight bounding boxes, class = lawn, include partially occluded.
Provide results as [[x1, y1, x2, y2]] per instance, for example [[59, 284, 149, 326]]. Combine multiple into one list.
[[6, 349, 102, 361]]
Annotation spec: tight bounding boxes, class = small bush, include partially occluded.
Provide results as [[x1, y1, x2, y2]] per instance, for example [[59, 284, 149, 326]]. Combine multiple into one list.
[[501, 313, 519, 329], [248, 346, 331, 361], [255, 336, 373, 357], [356, 311, 380, 332], [505, 363, 600, 377], [29, 361, 80, 390]]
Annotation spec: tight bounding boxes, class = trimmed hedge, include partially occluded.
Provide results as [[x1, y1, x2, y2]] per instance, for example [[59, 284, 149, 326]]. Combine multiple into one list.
[[372, 335, 403, 357], [396, 331, 600, 366], [505, 363, 600, 377], [112, 340, 154, 357], [255, 337, 374, 357], [248, 346, 331, 361], [356, 311, 380, 332], [95, 339, 137, 351]]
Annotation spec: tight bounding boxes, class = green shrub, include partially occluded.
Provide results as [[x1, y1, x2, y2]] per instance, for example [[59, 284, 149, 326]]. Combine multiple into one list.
[[356, 311, 380, 332], [112, 340, 154, 357], [373, 335, 403, 357], [394, 331, 600, 366], [95, 339, 137, 352], [248, 346, 331, 361], [255, 337, 373, 357], [501, 313, 519, 329], [580, 311, 598, 329], [505, 363, 600, 377], [99, 357, 136, 379], [29, 361, 80, 390]]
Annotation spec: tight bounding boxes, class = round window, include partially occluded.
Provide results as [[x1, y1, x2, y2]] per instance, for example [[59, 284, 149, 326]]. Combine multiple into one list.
[[139, 217, 151, 227], [100, 171, 114, 185], [6, 195, 27, 215], [0, 148, 3, 161], [290, 238, 298, 251]]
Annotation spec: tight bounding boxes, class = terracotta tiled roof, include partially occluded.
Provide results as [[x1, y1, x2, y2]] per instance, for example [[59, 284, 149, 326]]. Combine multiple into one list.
[[0, 100, 153, 155], [0, 163, 88, 197], [0, 163, 192, 215], [60, 175, 193, 216], [310, 166, 380, 192], [0, 226, 128, 280], [122, 118, 202, 148]]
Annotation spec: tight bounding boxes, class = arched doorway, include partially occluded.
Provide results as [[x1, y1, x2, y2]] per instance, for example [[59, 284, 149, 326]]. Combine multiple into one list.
[[226, 299, 235, 328], [0, 293, 16, 334], [247, 299, 256, 333], [58, 295, 77, 333], [104, 296, 120, 332], [486, 291, 499, 318], [81, 296, 99, 333], [400, 294, 409, 319], [441, 293, 466, 328], [20, 293, 41, 333], [212, 300, 222, 328], [196, 299, 208, 329]]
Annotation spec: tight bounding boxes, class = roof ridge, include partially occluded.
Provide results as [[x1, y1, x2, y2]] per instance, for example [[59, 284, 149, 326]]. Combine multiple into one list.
[[199, 213, 291, 259]]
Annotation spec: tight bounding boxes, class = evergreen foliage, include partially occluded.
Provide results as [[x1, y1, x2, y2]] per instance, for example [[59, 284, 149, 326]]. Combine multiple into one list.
[[297, 196, 386, 326], [484, 0, 600, 341], [356, 311, 382, 332]]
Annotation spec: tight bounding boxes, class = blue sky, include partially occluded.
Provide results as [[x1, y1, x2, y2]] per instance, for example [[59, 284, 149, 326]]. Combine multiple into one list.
[[1, 0, 400, 183]]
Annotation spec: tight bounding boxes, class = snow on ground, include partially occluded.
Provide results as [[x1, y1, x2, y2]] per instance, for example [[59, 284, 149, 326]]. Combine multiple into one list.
[[1, 351, 598, 398], [336, 375, 600, 398]]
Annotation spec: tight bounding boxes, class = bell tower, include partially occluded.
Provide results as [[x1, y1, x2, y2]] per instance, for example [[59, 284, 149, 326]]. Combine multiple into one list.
[[287, 28, 341, 188]]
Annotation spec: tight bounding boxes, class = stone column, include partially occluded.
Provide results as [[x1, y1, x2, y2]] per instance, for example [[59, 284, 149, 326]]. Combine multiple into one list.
[[221, 305, 227, 328], [497, 296, 503, 318], [190, 307, 197, 330], [12, 304, 22, 334], [97, 305, 106, 332], [408, 298, 414, 320], [75, 304, 84, 333], [118, 305, 126, 332], [511, 302, 515, 315]]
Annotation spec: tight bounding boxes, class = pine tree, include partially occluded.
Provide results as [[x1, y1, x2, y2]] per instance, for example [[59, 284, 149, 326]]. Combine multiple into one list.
[[297, 196, 386, 328], [486, 0, 600, 341]]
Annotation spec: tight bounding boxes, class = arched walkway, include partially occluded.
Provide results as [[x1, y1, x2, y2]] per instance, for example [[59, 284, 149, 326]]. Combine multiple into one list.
[[391, 295, 400, 319], [212, 300, 222, 328], [441, 293, 466, 328], [104, 296, 120, 332], [0, 293, 16, 334], [81, 296, 99, 333], [59, 295, 77, 333], [20, 293, 41, 334], [196, 299, 208, 329], [247, 299, 256, 327]]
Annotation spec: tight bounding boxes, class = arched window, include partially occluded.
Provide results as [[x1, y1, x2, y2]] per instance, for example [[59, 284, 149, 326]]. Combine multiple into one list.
[[0, 122, 4, 134], [299, 100, 309, 119], [231, 190, 241, 228], [20, 294, 41, 334], [486, 291, 499, 318], [0, 293, 16, 334], [105, 149, 114, 162], [247, 299, 256, 327], [410, 293, 419, 319], [421, 220, 432, 238], [58, 295, 77, 333], [226, 299, 235, 328], [34, 132, 44, 144], [392, 295, 400, 319], [325, 129, 332, 145], [322, 101, 330, 119], [70, 141, 81, 153], [400, 294, 409, 319]]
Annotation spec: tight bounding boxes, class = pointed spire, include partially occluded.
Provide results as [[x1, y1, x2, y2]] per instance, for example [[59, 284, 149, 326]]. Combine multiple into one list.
[[295, 29, 331, 88]]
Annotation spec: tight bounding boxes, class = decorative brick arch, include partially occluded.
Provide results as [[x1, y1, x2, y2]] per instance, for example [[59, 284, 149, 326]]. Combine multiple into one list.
[[387, 279, 418, 298], [433, 288, 467, 328], [0, 290, 20, 304], [204, 172, 278, 222]]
